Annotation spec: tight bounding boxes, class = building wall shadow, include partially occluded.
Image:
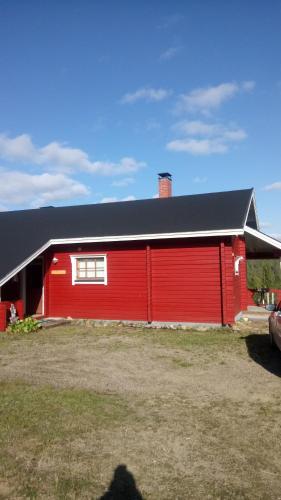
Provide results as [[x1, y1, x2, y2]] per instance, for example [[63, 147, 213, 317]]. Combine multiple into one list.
[[99, 464, 143, 500], [245, 334, 281, 377]]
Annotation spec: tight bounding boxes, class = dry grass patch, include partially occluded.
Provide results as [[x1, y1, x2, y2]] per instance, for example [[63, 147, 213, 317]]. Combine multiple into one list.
[[0, 322, 280, 498], [0, 381, 128, 498]]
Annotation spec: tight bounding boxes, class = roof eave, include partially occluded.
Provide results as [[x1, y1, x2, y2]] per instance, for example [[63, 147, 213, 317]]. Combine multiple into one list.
[[245, 225, 281, 251], [0, 228, 244, 288]]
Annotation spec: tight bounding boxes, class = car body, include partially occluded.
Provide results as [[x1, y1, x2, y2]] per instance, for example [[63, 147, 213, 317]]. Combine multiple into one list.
[[268, 301, 281, 351]]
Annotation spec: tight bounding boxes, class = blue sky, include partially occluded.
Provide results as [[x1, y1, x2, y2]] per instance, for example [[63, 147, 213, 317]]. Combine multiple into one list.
[[0, 0, 280, 237]]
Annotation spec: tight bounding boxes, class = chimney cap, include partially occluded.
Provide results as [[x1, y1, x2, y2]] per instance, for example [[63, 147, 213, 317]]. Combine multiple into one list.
[[158, 172, 172, 180]]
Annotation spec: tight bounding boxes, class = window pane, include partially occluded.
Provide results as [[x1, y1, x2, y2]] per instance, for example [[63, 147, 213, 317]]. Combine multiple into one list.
[[96, 270, 104, 278], [74, 256, 106, 282], [96, 261, 104, 270], [78, 260, 86, 269]]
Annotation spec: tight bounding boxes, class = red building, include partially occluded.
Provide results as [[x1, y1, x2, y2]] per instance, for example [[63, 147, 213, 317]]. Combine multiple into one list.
[[0, 174, 280, 330]]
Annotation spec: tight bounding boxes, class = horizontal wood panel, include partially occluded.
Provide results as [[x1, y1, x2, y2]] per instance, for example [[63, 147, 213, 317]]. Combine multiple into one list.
[[151, 244, 222, 323], [47, 244, 147, 320], [44, 240, 226, 324]]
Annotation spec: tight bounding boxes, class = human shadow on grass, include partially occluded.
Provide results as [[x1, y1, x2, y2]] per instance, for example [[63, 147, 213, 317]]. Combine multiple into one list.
[[99, 464, 143, 500], [245, 334, 281, 378]]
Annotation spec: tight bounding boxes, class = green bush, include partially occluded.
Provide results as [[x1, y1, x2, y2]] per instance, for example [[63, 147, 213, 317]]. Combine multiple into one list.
[[7, 317, 40, 334], [247, 259, 281, 289], [253, 291, 261, 305]]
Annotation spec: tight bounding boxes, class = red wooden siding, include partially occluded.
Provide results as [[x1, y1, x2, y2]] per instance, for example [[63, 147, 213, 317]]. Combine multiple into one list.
[[223, 242, 235, 323], [0, 299, 24, 331], [44, 239, 233, 324], [45, 244, 148, 321], [151, 241, 222, 323], [0, 236, 253, 330], [232, 236, 247, 316]]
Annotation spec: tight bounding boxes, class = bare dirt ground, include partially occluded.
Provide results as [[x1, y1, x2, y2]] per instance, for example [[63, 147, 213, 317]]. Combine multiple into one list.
[[0, 320, 280, 499]]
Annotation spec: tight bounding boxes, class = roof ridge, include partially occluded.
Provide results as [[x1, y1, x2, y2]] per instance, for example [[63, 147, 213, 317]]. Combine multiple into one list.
[[0, 187, 254, 215]]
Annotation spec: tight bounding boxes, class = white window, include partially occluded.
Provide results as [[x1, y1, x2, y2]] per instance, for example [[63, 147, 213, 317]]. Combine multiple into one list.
[[70, 255, 107, 285]]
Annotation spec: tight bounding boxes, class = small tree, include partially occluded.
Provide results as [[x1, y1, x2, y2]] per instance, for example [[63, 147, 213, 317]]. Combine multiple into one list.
[[247, 259, 281, 289]]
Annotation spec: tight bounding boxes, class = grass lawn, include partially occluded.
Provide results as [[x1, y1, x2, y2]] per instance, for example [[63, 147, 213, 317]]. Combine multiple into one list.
[[0, 322, 280, 499]]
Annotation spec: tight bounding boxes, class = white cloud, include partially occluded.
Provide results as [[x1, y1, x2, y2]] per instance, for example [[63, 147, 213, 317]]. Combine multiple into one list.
[[122, 195, 136, 201], [241, 80, 256, 91], [178, 83, 238, 113], [0, 134, 37, 162], [157, 13, 183, 30], [121, 87, 172, 104], [159, 46, 182, 61], [222, 129, 247, 141], [174, 121, 221, 136], [173, 120, 247, 140], [100, 197, 118, 203], [193, 176, 208, 183], [39, 141, 92, 173], [100, 195, 136, 203], [167, 120, 247, 155], [0, 133, 146, 176], [264, 182, 281, 191], [0, 169, 89, 207], [112, 177, 135, 187], [260, 221, 272, 228], [176, 81, 255, 114], [167, 138, 228, 155], [88, 157, 145, 176]]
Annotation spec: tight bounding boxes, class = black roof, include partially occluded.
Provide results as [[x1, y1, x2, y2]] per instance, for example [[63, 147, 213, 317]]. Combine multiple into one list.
[[0, 188, 253, 284]]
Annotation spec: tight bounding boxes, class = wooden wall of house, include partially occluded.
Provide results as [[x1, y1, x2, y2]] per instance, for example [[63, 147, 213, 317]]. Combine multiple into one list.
[[43, 237, 243, 325], [44, 243, 148, 321], [150, 241, 222, 323], [232, 236, 247, 316]]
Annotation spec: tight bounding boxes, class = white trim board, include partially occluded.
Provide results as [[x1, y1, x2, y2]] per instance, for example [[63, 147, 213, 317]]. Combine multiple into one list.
[[70, 254, 108, 285], [51, 228, 243, 245], [243, 191, 260, 231], [0, 227, 244, 287], [252, 192, 260, 230], [244, 226, 281, 250]]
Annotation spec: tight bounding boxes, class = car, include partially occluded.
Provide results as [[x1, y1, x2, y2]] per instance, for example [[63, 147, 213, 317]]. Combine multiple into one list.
[[268, 301, 281, 351]]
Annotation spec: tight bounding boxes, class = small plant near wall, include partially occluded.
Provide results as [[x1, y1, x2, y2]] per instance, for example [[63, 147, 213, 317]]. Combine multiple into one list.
[[7, 317, 40, 334]]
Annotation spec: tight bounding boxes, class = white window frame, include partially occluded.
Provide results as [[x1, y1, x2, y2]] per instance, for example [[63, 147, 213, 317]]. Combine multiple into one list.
[[70, 254, 107, 285]]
